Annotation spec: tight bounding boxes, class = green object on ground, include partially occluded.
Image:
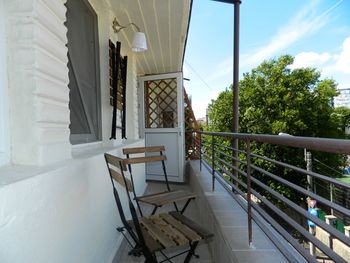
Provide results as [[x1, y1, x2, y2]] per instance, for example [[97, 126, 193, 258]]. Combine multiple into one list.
[[336, 177, 350, 184], [318, 209, 326, 221], [335, 219, 345, 233]]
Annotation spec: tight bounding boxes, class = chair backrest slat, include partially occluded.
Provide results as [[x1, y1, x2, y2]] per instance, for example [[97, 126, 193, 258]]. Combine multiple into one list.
[[110, 169, 134, 192], [124, 155, 167, 165], [123, 146, 165, 155], [105, 153, 127, 170], [104, 153, 133, 192], [123, 145, 171, 193]]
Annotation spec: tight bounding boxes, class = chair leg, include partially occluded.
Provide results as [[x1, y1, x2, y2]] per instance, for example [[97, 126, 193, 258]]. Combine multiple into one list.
[[151, 205, 159, 215], [144, 253, 158, 263], [117, 226, 144, 257], [173, 202, 179, 212], [128, 245, 143, 257], [136, 200, 144, 217], [180, 198, 193, 214], [184, 241, 199, 263]]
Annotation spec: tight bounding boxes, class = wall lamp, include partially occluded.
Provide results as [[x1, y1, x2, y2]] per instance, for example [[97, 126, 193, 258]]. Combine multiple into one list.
[[112, 18, 148, 52]]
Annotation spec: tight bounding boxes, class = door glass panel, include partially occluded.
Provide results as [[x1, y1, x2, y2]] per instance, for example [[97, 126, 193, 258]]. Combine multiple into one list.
[[144, 78, 178, 128]]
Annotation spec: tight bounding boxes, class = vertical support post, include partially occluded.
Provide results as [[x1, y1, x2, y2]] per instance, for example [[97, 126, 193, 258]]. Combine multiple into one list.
[[211, 135, 215, 191], [306, 151, 313, 192], [205, 108, 208, 126], [246, 140, 253, 247], [305, 150, 315, 256], [232, 0, 241, 179], [330, 183, 334, 215], [199, 132, 202, 171]]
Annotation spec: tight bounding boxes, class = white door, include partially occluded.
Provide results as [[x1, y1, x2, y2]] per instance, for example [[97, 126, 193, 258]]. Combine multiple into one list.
[[139, 73, 185, 182]]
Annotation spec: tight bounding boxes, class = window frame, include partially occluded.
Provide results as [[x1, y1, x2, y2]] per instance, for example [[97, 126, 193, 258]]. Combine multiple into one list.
[[66, 0, 101, 145]]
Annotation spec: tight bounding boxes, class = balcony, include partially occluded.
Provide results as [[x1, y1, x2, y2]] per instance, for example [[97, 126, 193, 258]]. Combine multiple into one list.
[[1, 0, 350, 262], [114, 165, 290, 262], [111, 131, 350, 262]]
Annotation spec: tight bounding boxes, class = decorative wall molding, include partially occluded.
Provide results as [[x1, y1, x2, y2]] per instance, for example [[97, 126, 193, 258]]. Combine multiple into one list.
[[5, 0, 71, 165]]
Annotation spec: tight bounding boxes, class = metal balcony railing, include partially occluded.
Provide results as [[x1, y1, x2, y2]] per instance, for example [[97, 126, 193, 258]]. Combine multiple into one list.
[[186, 130, 350, 263]]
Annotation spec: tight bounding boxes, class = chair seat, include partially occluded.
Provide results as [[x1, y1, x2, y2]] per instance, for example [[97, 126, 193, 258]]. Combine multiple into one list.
[[129, 212, 213, 253], [136, 190, 197, 206]]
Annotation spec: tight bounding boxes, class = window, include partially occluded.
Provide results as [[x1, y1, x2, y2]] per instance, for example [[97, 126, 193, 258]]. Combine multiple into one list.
[[0, 0, 9, 165], [66, 0, 101, 144]]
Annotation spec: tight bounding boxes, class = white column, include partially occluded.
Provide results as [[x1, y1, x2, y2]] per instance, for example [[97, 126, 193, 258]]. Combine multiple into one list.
[[325, 215, 337, 249], [344, 226, 350, 238]]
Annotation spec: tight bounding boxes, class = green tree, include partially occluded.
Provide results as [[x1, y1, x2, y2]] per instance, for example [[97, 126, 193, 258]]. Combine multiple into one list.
[[207, 55, 346, 203]]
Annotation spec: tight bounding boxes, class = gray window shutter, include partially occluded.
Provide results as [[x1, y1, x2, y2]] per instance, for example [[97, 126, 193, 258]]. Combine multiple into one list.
[[66, 0, 101, 144]]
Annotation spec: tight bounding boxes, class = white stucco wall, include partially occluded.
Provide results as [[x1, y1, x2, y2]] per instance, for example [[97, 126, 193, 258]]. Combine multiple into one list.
[[0, 140, 146, 263], [0, 0, 10, 166], [0, 0, 145, 262], [2, 0, 140, 167], [91, 1, 139, 144], [5, 0, 71, 166]]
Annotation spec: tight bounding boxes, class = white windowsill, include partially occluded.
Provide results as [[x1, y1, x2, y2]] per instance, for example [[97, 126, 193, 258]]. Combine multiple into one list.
[[0, 139, 144, 188]]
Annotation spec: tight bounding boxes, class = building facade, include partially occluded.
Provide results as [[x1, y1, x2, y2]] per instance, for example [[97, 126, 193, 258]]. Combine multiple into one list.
[[0, 0, 191, 262], [334, 88, 350, 108]]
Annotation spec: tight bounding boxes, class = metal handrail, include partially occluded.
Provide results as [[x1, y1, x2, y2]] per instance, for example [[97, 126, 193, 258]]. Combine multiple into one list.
[[200, 131, 350, 154], [190, 130, 350, 263]]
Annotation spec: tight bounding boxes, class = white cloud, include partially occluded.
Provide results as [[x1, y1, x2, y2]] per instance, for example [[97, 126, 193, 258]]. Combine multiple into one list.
[[317, 37, 350, 76], [290, 52, 332, 69], [334, 37, 350, 73], [243, 0, 342, 68], [208, 56, 233, 81], [291, 37, 350, 92], [208, 0, 344, 81], [190, 89, 222, 118]]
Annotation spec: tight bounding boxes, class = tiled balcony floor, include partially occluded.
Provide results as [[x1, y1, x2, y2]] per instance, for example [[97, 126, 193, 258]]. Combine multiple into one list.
[[113, 160, 299, 263], [113, 182, 213, 263]]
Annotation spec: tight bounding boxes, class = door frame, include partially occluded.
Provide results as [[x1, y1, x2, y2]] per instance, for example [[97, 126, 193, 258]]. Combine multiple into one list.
[[138, 72, 185, 182]]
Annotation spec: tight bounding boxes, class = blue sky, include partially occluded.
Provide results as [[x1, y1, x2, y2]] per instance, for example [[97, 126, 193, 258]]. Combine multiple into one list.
[[184, 0, 350, 118]]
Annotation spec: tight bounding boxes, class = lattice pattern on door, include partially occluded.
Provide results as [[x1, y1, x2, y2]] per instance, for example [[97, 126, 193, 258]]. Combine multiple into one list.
[[144, 78, 178, 128]]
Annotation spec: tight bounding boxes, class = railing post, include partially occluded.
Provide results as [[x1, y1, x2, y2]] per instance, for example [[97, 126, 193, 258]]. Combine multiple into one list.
[[246, 140, 253, 247], [306, 151, 313, 192], [330, 183, 334, 215], [211, 135, 215, 191], [325, 215, 337, 249], [199, 131, 202, 171], [305, 150, 316, 256]]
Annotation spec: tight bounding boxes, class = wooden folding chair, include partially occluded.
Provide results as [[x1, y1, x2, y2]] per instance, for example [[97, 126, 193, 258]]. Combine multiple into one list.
[[122, 146, 196, 216], [128, 198, 213, 263], [104, 153, 142, 255], [104, 153, 213, 262]]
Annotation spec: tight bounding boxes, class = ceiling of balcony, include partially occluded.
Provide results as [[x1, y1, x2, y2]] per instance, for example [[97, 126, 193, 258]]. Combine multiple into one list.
[[111, 0, 192, 75]]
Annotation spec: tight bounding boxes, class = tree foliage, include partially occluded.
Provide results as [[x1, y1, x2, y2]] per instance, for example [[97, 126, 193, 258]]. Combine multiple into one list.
[[207, 55, 347, 203]]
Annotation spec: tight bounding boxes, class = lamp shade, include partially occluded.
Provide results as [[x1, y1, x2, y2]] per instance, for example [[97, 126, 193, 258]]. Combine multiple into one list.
[[132, 32, 147, 52]]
